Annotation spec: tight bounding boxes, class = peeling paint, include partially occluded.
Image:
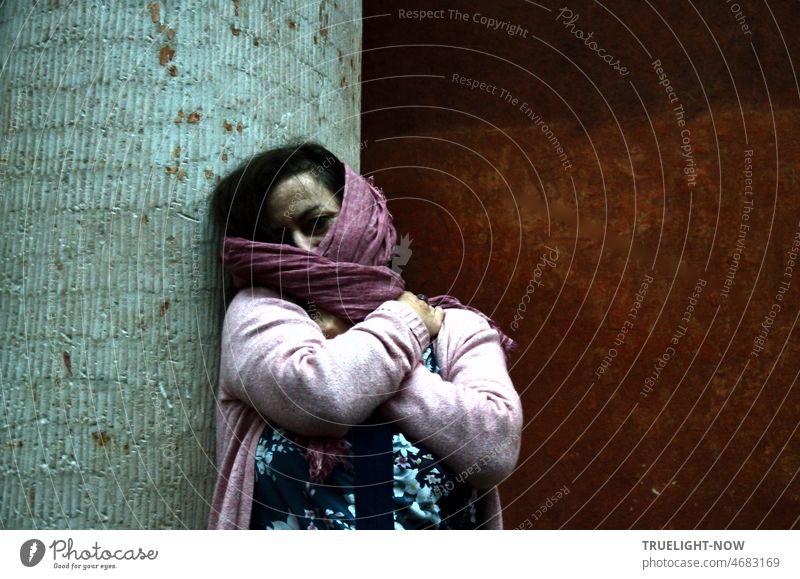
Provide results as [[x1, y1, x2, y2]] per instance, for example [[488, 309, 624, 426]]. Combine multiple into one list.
[[165, 165, 188, 180], [158, 383, 173, 408], [148, 2, 160, 23], [177, 212, 199, 223], [91, 431, 111, 447], [319, 0, 329, 37], [62, 351, 72, 376], [159, 45, 175, 66]]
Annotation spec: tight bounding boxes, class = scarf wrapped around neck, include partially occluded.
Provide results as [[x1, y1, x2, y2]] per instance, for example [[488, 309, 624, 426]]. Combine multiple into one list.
[[221, 162, 515, 482]]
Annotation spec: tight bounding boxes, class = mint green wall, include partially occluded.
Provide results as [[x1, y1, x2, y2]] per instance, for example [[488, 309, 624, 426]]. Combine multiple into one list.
[[0, 0, 361, 529]]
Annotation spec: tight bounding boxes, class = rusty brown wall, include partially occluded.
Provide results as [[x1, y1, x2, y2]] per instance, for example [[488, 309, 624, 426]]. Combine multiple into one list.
[[362, 0, 799, 528]]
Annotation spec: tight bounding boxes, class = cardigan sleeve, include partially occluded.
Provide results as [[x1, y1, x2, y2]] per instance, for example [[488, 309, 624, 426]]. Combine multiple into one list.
[[218, 287, 430, 438], [376, 308, 523, 489]]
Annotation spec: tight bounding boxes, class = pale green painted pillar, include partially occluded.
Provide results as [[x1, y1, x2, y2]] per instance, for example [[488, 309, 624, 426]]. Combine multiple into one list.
[[0, 0, 361, 529]]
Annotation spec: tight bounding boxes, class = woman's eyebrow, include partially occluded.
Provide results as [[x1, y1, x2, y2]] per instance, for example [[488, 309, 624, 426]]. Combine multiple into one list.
[[296, 204, 322, 222]]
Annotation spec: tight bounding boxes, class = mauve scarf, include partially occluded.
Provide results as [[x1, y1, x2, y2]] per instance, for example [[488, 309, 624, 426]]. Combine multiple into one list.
[[221, 162, 515, 482]]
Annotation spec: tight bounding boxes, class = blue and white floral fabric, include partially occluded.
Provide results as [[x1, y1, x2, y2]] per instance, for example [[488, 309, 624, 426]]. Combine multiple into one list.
[[250, 343, 478, 530]]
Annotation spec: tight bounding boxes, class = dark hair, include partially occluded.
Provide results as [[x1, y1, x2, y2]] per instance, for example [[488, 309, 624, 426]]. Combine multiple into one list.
[[210, 141, 345, 243]]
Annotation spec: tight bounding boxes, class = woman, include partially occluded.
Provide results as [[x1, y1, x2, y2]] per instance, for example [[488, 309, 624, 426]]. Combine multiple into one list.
[[208, 142, 522, 530]]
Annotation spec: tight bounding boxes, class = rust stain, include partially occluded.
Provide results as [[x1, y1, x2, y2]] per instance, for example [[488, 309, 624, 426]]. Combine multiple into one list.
[[288, 19, 297, 29], [148, 2, 160, 23], [172, 145, 181, 158], [221, 151, 229, 161], [166, 28, 175, 40], [174, 109, 185, 124], [159, 299, 170, 316], [231, 25, 241, 36], [159, 45, 175, 66], [187, 111, 201, 124], [233, 0, 239, 16], [204, 169, 214, 180], [62, 351, 72, 377], [92, 431, 111, 447], [319, 0, 329, 37], [236, 122, 243, 132], [123, 443, 130, 453], [165, 166, 178, 174], [177, 169, 187, 180], [222, 120, 232, 132], [168, 66, 177, 77]]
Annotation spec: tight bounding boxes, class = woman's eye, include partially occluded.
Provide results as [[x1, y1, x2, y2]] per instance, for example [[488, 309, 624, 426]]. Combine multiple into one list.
[[305, 216, 331, 234]]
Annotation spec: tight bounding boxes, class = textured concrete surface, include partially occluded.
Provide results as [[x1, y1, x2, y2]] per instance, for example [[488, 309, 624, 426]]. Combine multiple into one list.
[[363, 0, 799, 528], [0, 0, 361, 529]]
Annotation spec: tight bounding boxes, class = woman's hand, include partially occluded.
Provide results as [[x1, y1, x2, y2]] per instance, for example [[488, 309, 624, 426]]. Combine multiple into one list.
[[311, 307, 352, 339], [397, 291, 444, 338]]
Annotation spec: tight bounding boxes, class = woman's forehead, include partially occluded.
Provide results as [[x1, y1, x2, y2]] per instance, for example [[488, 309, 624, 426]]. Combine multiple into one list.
[[266, 173, 340, 223]]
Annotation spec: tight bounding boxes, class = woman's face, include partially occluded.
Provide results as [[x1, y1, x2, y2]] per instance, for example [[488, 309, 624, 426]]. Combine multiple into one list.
[[264, 171, 342, 251]]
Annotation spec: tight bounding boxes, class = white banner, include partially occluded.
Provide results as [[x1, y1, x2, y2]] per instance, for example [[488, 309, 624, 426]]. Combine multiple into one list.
[[2, 530, 798, 578]]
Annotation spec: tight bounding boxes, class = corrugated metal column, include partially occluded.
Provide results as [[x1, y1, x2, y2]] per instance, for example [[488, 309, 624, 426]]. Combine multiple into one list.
[[0, 1, 362, 529]]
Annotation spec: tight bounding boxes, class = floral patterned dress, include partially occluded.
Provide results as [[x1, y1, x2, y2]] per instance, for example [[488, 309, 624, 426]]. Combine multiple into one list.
[[250, 343, 479, 530]]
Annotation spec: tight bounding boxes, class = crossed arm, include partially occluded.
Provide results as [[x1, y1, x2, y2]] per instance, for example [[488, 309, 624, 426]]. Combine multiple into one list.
[[218, 286, 522, 488]]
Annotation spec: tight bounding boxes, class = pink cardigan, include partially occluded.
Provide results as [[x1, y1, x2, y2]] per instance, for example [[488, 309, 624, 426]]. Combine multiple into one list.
[[208, 286, 523, 529]]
